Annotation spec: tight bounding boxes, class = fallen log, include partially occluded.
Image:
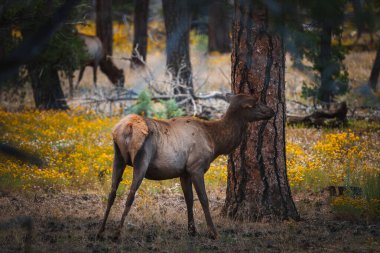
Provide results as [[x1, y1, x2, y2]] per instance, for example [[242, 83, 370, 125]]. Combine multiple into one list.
[[287, 102, 348, 127]]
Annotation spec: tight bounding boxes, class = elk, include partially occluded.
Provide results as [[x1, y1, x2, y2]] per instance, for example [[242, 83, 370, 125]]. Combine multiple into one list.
[[97, 94, 275, 240], [68, 34, 124, 96], [75, 34, 104, 89]]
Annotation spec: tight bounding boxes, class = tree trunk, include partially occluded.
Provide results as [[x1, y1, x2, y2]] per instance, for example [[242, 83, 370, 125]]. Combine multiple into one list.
[[162, 0, 193, 96], [368, 45, 380, 92], [208, 0, 231, 53], [96, 0, 113, 56], [318, 22, 333, 105], [351, 0, 365, 41], [29, 66, 69, 110], [223, 0, 299, 221], [96, 0, 124, 87], [131, 0, 149, 68]]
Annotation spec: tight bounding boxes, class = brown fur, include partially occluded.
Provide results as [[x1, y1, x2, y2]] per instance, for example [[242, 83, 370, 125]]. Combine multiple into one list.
[[97, 94, 275, 240], [112, 114, 149, 164]]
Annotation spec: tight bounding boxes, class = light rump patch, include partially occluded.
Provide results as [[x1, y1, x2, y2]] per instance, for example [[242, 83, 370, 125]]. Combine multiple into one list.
[[112, 114, 148, 137], [112, 114, 149, 163]]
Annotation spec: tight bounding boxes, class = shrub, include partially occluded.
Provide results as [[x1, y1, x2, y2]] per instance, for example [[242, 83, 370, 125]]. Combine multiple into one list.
[[127, 90, 184, 119]]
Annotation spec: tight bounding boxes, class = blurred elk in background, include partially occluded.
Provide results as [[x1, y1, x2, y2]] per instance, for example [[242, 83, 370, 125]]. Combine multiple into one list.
[[75, 33, 104, 89], [68, 33, 124, 96]]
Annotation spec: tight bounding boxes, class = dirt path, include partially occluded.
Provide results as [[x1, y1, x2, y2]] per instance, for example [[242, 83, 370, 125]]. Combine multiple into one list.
[[0, 190, 379, 253]]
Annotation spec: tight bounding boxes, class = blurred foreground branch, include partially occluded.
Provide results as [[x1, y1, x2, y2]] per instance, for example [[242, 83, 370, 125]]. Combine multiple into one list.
[[0, 143, 44, 168]]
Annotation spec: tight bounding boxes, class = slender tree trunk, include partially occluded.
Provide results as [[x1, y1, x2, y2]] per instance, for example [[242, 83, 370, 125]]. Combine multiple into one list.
[[29, 66, 69, 110], [208, 0, 231, 53], [368, 45, 380, 92], [162, 0, 193, 96], [96, 0, 124, 86], [318, 22, 333, 105], [131, 0, 149, 68], [223, 0, 299, 221]]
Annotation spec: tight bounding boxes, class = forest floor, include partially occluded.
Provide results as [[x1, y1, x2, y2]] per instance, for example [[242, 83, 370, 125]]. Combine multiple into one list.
[[1, 110, 380, 252], [1, 187, 380, 253]]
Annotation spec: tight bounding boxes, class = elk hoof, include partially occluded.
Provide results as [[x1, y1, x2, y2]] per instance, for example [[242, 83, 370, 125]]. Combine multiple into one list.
[[110, 230, 121, 242], [96, 229, 104, 240], [207, 230, 218, 240], [188, 224, 197, 237]]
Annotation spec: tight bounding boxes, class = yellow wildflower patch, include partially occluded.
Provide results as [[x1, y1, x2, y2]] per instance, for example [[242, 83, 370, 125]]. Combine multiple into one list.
[[0, 110, 227, 192], [286, 130, 379, 191]]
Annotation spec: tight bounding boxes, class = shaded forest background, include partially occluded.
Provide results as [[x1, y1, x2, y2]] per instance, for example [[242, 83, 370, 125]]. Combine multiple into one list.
[[0, 0, 380, 252]]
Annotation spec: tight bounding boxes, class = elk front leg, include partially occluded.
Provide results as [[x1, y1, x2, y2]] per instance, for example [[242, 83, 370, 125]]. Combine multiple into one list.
[[93, 64, 98, 88], [97, 143, 126, 238], [191, 172, 217, 239], [180, 175, 196, 236]]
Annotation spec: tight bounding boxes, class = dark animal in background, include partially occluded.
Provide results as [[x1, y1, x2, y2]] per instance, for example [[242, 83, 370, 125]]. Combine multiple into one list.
[[68, 34, 124, 96], [76, 34, 104, 88], [97, 94, 275, 240]]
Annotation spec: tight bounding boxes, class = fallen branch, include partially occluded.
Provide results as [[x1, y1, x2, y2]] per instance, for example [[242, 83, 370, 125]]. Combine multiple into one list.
[[287, 102, 348, 127]]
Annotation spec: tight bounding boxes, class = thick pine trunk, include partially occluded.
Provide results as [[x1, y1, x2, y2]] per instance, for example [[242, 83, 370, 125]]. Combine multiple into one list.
[[96, 0, 113, 56], [208, 0, 231, 53], [318, 22, 333, 104], [131, 0, 149, 68], [223, 0, 299, 221], [29, 66, 69, 110], [162, 0, 193, 96], [96, 0, 124, 86], [368, 45, 380, 92]]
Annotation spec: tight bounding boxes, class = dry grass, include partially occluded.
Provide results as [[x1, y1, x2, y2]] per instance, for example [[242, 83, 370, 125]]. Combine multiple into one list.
[[1, 188, 380, 252]]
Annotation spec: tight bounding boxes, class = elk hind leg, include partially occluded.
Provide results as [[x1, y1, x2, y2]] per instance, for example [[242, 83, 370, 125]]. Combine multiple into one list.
[[180, 175, 196, 236], [113, 148, 151, 240], [191, 170, 217, 239], [75, 67, 85, 89], [97, 143, 126, 238]]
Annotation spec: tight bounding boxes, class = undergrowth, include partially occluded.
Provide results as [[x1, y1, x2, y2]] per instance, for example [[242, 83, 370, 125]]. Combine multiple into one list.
[[1, 110, 379, 221]]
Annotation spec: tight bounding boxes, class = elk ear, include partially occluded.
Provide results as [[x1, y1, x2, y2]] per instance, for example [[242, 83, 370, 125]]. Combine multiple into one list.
[[225, 93, 235, 103]]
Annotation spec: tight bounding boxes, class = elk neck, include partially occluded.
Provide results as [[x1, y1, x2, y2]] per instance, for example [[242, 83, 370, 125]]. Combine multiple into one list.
[[205, 107, 248, 157]]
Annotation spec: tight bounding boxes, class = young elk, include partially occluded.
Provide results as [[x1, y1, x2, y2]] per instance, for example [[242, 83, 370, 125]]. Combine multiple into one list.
[[73, 34, 124, 89], [97, 94, 274, 240], [76, 34, 104, 88]]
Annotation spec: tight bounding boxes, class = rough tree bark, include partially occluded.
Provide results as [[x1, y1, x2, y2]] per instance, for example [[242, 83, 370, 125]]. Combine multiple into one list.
[[162, 0, 193, 96], [318, 21, 333, 104], [96, 0, 124, 86], [29, 66, 69, 110], [368, 45, 380, 92], [131, 0, 149, 68], [96, 0, 113, 56], [208, 0, 231, 53], [223, 1, 299, 221]]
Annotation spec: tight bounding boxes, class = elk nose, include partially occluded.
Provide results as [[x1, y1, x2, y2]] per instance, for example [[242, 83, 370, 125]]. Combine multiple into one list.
[[258, 103, 275, 118], [268, 107, 275, 117]]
